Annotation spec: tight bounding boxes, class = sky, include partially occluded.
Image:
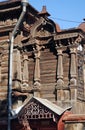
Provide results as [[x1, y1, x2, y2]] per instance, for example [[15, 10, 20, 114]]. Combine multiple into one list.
[[29, 0, 85, 30], [0, 0, 85, 30]]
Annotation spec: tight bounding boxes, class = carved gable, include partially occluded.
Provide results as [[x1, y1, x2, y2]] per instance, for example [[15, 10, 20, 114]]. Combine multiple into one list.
[[18, 97, 71, 122], [30, 17, 56, 39]]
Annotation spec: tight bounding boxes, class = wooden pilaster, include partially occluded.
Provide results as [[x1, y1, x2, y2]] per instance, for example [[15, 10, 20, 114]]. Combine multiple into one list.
[[34, 44, 41, 88], [70, 46, 77, 86], [56, 47, 64, 87], [13, 48, 22, 90], [22, 53, 29, 88]]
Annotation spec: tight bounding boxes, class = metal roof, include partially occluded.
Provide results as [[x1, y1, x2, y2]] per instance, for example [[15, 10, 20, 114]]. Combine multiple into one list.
[[33, 97, 72, 116], [11, 96, 72, 118]]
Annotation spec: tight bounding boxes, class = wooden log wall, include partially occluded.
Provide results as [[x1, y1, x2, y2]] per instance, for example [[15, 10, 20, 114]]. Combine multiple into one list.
[[77, 50, 85, 101], [40, 48, 57, 84], [0, 37, 9, 100]]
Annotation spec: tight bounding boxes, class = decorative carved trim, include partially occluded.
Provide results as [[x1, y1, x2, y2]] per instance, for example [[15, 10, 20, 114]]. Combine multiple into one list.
[[74, 35, 83, 44], [30, 17, 56, 38], [77, 50, 84, 100], [12, 48, 22, 90], [33, 43, 41, 89], [54, 32, 79, 40], [18, 101, 54, 121], [69, 46, 77, 86], [54, 33, 83, 48], [22, 53, 29, 89], [55, 47, 64, 87]]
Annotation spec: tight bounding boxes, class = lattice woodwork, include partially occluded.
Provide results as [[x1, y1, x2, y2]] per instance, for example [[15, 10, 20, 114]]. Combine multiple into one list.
[[18, 101, 57, 121]]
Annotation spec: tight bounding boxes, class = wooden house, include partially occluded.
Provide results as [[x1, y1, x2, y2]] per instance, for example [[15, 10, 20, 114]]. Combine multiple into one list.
[[0, 0, 85, 130]]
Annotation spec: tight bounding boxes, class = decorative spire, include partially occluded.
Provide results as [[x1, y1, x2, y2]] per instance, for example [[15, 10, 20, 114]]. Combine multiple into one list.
[[38, 5, 50, 17]]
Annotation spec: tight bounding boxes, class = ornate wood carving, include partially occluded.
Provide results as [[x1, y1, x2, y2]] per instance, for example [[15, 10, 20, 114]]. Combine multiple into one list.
[[0, 0, 85, 118], [69, 46, 77, 86], [56, 47, 64, 87], [30, 17, 56, 39], [18, 101, 55, 121], [33, 42, 41, 89], [54, 32, 84, 41], [22, 53, 29, 89], [12, 48, 22, 90], [77, 50, 84, 100], [54, 33, 83, 49]]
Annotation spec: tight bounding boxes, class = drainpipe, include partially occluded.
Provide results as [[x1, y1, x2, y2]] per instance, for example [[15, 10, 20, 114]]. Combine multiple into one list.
[[7, 0, 28, 130]]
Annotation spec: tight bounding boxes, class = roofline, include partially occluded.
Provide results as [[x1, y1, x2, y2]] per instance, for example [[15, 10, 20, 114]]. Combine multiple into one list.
[[59, 28, 84, 34], [0, 0, 21, 7], [18, 97, 72, 115], [0, 0, 39, 14]]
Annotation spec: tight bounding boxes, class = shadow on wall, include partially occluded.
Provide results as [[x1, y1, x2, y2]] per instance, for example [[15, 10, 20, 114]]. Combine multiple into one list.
[[0, 99, 7, 117]]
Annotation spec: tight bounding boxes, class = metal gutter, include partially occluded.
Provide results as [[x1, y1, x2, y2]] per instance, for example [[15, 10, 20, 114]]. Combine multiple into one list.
[[7, 0, 28, 130]]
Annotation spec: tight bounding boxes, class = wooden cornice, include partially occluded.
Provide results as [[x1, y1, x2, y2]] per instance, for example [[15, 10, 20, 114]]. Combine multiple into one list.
[[54, 28, 85, 41], [54, 32, 79, 40], [0, 5, 21, 13]]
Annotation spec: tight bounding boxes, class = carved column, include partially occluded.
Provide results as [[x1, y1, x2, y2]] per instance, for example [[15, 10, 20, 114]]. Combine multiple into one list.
[[70, 46, 77, 86], [55, 47, 65, 101], [22, 53, 29, 89], [34, 44, 41, 88], [13, 48, 22, 90], [33, 42, 41, 97], [56, 48, 64, 87], [69, 46, 77, 100]]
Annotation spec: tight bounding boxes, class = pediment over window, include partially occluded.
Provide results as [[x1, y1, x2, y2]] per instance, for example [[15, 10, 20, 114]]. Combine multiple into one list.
[[18, 97, 71, 122], [30, 17, 57, 39]]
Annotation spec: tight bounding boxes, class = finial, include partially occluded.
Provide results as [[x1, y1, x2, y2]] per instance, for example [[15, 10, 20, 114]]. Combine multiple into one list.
[[38, 5, 50, 17]]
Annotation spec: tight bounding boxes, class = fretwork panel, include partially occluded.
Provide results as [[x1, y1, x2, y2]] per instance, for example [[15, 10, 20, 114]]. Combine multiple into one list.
[[18, 101, 55, 120]]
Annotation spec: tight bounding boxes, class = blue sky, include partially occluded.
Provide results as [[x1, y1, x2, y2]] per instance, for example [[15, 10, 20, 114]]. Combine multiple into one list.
[[29, 0, 85, 30], [0, 0, 85, 29]]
